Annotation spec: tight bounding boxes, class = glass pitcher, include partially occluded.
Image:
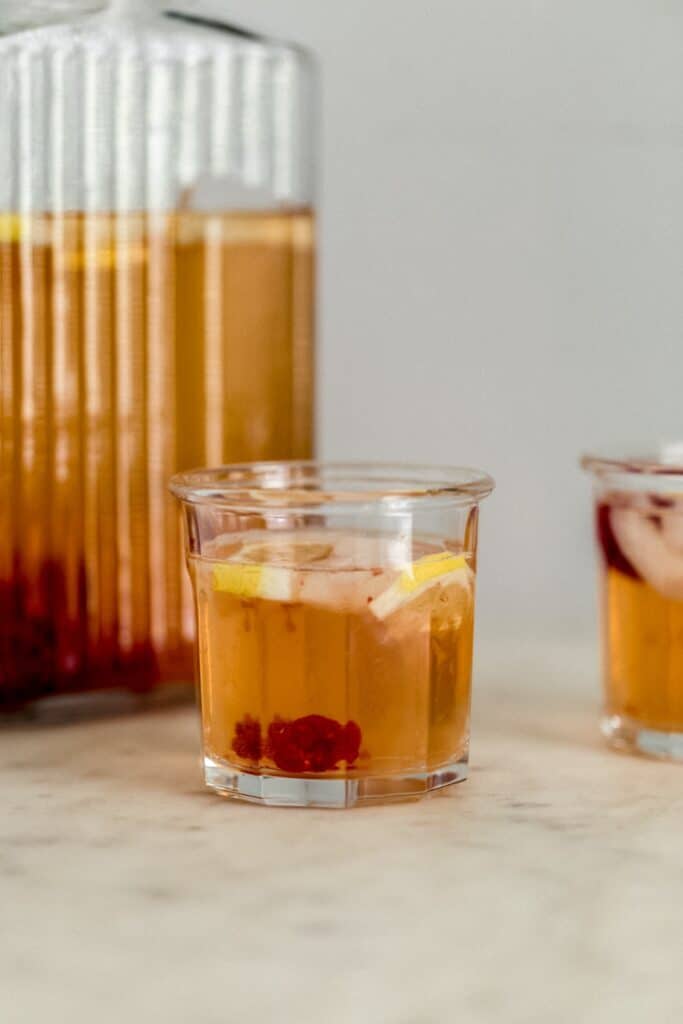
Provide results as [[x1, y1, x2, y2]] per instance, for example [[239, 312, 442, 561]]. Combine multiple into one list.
[[0, 2, 316, 712]]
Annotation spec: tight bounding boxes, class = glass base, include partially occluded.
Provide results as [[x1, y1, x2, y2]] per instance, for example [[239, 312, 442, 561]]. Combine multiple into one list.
[[204, 755, 468, 807], [602, 714, 683, 761]]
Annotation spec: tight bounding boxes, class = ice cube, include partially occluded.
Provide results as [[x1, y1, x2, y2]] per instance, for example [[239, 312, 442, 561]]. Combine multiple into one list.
[[659, 503, 683, 555], [611, 507, 683, 600], [298, 567, 392, 613], [431, 574, 473, 630], [240, 539, 333, 567]]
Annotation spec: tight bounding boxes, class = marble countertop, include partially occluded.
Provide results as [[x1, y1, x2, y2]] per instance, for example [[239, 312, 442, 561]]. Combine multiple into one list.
[[3, 635, 683, 1024]]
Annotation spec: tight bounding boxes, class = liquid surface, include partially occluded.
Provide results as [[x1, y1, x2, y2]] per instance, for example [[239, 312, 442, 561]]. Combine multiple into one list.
[[192, 529, 475, 777], [0, 210, 314, 706], [598, 494, 683, 730]]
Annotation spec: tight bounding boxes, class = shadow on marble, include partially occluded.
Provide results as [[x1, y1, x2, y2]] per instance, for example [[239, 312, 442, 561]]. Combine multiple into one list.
[[1, 703, 209, 798], [0, 683, 194, 730]]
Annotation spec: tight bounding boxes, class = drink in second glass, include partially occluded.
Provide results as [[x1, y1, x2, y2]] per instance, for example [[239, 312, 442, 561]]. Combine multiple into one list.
[[583, 444, 683, 758], [171, 462, 494, 807]]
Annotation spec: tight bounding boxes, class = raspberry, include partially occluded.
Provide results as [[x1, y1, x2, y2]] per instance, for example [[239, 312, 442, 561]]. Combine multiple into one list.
[[266, 714, 362, 773], [231, 715, 262, 762]]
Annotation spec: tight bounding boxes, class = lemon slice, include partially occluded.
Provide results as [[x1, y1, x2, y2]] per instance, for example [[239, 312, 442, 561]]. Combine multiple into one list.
[[212, 562, 295, 601], [0, 215, 55, 245], [0, 215, 22, 244], [369, 551, 470, 620]]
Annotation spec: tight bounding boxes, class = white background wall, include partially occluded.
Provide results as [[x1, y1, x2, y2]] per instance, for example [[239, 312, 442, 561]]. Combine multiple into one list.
[[149, 1, 683, 639]]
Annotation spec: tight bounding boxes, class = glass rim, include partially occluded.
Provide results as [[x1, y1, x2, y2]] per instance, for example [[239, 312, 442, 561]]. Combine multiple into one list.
[[581, 441, 683, 478], [169, 460, 495, 511]]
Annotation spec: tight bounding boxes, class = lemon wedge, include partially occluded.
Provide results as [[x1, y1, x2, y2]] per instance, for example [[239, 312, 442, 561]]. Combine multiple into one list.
[[369, 551, 470, 620], [212, 562, 295, 601]]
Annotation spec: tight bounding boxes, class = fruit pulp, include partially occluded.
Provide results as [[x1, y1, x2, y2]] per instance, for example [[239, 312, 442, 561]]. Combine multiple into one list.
[[191, 529, 475, 779], [0, 210, 314, 708]]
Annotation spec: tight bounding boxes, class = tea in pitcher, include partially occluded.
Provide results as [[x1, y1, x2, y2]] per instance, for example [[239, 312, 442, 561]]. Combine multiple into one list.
[[0, 209, 314, 709]]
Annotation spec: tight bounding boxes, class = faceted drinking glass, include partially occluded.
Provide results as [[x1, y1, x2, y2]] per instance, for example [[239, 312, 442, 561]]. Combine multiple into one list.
[[171, 462, 494, 807], [583, 444, 683, 759]]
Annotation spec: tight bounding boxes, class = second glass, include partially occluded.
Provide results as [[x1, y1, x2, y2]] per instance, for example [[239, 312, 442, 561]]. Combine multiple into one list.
[[583, 444, 683, 759], [171, 462, 494, 807]]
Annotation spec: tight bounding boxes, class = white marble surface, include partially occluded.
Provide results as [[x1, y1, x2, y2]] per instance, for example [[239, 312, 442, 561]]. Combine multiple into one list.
[[3, 636, 683, 1024]]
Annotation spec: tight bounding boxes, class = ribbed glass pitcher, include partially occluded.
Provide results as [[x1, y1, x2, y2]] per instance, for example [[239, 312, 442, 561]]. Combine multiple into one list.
[[0, 2, 316, 712]]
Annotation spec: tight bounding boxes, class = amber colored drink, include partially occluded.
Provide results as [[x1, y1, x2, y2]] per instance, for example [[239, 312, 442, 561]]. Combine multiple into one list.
[[598, 494, 683, 733], [0, 210, 314, 708], [192, 530, 475, 782]]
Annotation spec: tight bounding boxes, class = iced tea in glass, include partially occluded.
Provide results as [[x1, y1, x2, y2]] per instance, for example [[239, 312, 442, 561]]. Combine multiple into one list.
[[171, 462, 494, 806], [583, 445, 683, 758]]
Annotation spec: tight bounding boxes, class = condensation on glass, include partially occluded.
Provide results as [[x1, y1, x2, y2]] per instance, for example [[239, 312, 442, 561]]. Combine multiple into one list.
[[0, 2, 316, 712]]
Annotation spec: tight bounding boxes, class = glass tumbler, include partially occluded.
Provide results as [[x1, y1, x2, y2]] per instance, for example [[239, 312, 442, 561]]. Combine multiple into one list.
[[171, 462, 494, 807], [583, 444, 683, 759]]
